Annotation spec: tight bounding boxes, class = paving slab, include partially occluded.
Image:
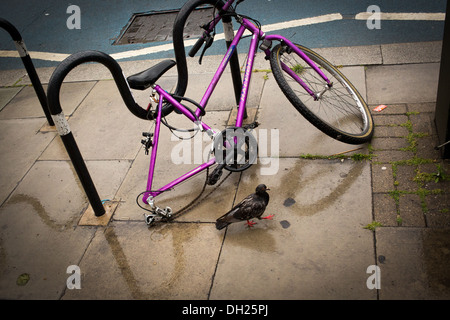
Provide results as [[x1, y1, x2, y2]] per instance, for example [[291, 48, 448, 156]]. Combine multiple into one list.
[[314, 44, 382, 66], [371, 163, 394, 193], [0, 82, 96, 120], [366, 63, 440, 105], [0, 69, 26, 87], [0, 162, 97, 299], [372, 193, 398, 227], [0, 86, 21, 111], [381, 41, 442, 65], [376, 227, 450, 299], [0, 119, 55, 205], [0, 201, 95, 299], [210, 158, 375, 299], [62, 221, 224, 300], [257, 69, 368, 157]]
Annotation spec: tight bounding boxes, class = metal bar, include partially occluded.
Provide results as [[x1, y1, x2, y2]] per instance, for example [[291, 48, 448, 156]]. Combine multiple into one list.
[[144, 97, 164, 204], [222, 15, 247, 119], [235, 29, 259, 127], [61, 132, 105, 216], [265, 34, 331, 84], [147, 157, 217, 198], [0, 18, 54, 126], [198, 24, 246, 110], [281, 61, 317, 98], [435, 1, 450, 159]]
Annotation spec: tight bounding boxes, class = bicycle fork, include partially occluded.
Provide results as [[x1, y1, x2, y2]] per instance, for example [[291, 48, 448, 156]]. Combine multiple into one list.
[[263, 36, 332, 100]]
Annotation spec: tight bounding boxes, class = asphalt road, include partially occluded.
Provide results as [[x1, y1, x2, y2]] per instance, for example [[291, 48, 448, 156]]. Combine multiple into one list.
[[0, 0, 447, 70]]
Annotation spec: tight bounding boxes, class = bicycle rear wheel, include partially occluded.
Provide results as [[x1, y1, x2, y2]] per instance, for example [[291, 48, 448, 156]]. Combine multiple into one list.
[[270, 43, 374, 145]]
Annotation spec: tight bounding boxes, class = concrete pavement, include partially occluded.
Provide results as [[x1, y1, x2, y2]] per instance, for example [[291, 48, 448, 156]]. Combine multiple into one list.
[[0, 40, 449, 301]]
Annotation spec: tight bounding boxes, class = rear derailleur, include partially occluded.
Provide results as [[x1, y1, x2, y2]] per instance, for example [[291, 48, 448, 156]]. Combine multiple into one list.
[[143, 196, 173, 226]]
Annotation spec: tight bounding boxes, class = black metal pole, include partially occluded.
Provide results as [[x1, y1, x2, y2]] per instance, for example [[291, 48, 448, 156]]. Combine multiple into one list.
[[435, 0, 450, 159], [0, 18, 54, 126], [222, 15, 247, 119], [63, 132, 106, 216]]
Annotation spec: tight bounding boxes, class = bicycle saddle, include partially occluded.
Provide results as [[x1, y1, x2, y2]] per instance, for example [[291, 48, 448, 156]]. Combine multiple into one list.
[[127, 59, 176, 90]]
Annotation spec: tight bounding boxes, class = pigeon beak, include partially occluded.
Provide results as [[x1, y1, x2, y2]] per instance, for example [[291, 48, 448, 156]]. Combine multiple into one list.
[[266, 188, 270, 191]]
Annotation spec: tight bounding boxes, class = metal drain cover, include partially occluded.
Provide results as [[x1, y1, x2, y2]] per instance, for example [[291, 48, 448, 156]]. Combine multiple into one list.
[[113, 6, 214, 45]]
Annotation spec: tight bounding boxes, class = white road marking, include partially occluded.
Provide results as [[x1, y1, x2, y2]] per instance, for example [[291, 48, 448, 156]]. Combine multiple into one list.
[[355, 12, 446, 21], [0, 12, 445, 62], [111, 13, 343, 60], [0, 50, 69, 61]]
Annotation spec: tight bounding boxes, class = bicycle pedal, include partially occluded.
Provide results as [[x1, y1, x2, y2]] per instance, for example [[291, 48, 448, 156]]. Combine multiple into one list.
[[243, 121, 260, 130]]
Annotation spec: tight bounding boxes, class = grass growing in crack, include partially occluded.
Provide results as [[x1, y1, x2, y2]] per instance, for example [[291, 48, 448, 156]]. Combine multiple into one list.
[[363, 221, 382, 231], [388, 187, 444, 215], [414, 164, 447, 184], [300, 153, 373, 161], [390, 156, 436, 166], [400, 132, 429, 153]]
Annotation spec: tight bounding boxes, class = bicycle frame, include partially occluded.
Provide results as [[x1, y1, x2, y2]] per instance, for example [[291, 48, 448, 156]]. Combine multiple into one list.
[[142, 0, 331, 206]]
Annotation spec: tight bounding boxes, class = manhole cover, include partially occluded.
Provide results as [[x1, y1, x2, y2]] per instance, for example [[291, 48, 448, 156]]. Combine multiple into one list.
[[113, 6, 214, 45]]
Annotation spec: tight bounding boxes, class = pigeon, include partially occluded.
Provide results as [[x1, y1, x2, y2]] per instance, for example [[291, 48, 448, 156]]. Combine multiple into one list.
[[216, 184, 274, 230]]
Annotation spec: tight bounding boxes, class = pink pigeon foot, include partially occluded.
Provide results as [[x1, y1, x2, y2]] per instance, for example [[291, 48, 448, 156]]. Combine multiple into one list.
[[246, 220, 257, 228]]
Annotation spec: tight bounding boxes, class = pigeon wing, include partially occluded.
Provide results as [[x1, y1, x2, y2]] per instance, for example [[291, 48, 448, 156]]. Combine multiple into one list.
[[215, 193, 255, 229]]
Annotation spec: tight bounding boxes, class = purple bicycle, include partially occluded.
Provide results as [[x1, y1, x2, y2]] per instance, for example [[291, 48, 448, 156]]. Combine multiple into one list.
[[120, 0, 374, 225]]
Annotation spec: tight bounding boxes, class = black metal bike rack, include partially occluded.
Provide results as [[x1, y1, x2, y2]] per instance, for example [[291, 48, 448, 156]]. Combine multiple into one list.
[[0, 17, 54, 126], [435, 2, 450, 159], [47, 50, 151, 216]]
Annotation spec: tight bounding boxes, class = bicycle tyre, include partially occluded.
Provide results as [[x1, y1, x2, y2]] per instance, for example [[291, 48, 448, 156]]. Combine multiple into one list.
[[270, 43, 374, 145]]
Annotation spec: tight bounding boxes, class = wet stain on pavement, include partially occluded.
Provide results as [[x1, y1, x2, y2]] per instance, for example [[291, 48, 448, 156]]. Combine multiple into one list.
[[105, 222, 201, 299], [280, 220, 291, 229], [281, 159, 366, 217], [104, 226, 146, 299], [8, 193, 79, 230], [151, 223, 200, 295], [423, 229, 450, 296], [283, 198, 296, 207], [224, 222, 277, 253]]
